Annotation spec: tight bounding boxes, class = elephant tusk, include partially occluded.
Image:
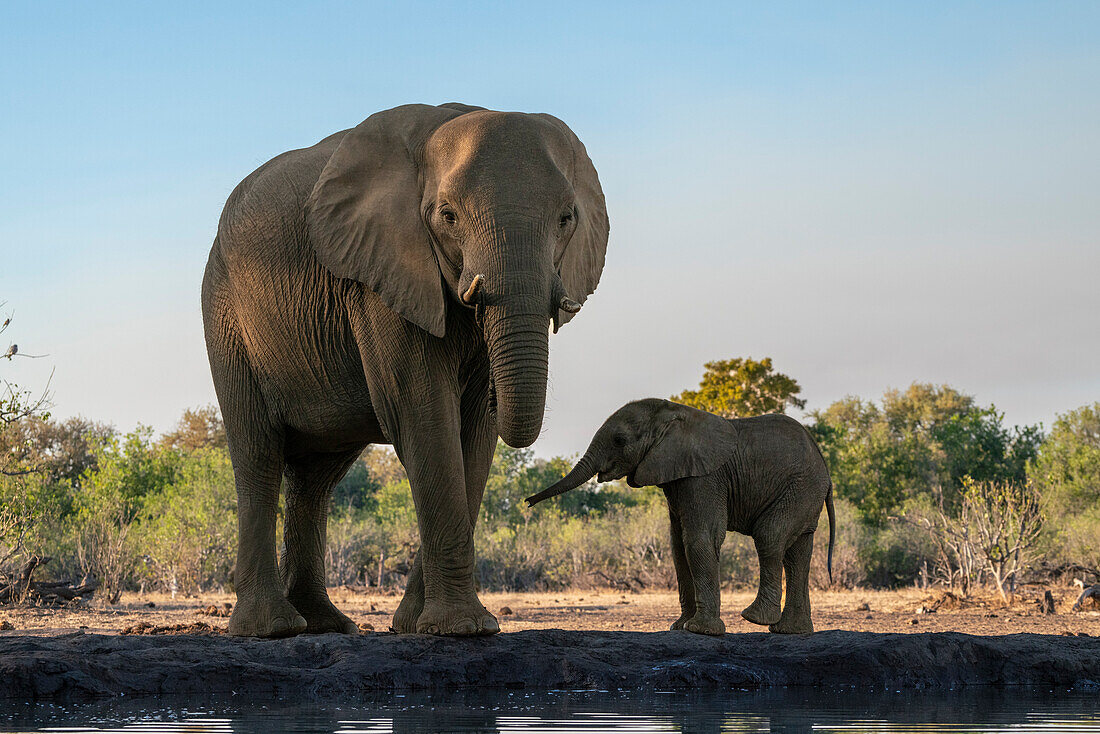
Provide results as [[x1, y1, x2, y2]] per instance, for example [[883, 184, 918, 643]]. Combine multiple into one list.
[[461, 274, 484, 305], [559, 296, 582, 314]]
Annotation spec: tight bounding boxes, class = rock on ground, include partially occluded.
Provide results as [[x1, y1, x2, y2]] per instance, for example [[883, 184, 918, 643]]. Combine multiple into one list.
[[0, 629, 1097, 700]]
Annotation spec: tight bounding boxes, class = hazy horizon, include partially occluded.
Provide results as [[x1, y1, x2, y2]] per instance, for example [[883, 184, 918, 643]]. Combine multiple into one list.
[[3, 2, 1097, 458]]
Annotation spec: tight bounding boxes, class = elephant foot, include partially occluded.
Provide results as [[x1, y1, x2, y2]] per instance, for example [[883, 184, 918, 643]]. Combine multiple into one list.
[[416, 596, 500, 636], [289, 594, 359, 635], [741, 597, 782, 627], [229, 593, 308, 638], [769, 612, 814, 634], [683, 614, 725, 636], [670, 614, 692, 631], [392, 586, 425, 634]]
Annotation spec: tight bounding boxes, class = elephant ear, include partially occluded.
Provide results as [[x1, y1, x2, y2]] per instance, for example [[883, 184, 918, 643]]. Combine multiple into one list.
[[633, 407, 738, 487], [536, 114, 609, 328], [306, 103, 479, 338]]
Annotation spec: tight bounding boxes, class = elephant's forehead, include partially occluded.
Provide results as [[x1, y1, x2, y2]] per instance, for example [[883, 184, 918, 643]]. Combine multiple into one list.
[[609, 404, 649, 427], [426, 113, 572, 195], [612, 399, 673, 428], [431, 110, 562, 153]]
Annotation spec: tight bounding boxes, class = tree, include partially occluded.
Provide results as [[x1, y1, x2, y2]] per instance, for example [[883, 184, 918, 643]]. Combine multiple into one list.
[[160, 406, 226, 452], [140, 448, 237, 594], [0, 304, 53, 592], [811, 383, 1043, 523], [936, 407, 1042, 490], [480, 442, 639, 526], [332, 445, 407, 511], [964, 478, 1045, 601], [672, 357, 805, 419], [1, 304, 51, 477], [811, 394, 940, 524], [0, 416, 114, 487], [1030, 403, 1100, 515], [917, 478, 1044, 600], [881, 384, 1040, 492], [1028, 403, 1100, 572], [481, 442, 536, 524], [73, 429, 182, 602]]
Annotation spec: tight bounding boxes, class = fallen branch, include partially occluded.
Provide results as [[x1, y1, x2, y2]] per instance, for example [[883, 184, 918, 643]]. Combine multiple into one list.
[[1071, 583, 1100, 613], [0, 555, 98, 606]]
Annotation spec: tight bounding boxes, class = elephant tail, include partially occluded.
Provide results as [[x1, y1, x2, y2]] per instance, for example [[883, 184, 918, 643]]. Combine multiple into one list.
[[825, 483, 836, 585]]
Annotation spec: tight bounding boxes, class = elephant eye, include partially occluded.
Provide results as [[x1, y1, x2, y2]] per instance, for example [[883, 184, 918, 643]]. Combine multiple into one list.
[[559, 210, 574, 228], [441, 209, 458, 226], [612, 432, 627, 448]]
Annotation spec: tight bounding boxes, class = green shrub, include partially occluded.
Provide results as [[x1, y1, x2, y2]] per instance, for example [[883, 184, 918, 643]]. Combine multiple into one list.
[[138, 449, 236, 594]]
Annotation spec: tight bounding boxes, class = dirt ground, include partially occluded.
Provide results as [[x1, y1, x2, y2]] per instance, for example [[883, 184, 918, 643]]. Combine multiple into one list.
[[1, 586, 1097, 637]]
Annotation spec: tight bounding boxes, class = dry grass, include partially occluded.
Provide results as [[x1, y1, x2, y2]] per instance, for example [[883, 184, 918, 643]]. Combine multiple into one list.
[[1, 587, 1096, 637]]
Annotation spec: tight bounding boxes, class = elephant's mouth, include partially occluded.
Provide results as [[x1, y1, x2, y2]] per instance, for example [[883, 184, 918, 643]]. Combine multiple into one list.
[[598, 469, 629, 484]]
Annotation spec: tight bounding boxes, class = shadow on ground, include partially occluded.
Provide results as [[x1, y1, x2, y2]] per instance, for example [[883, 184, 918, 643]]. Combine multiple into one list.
[[1, 629, 1097, 700]]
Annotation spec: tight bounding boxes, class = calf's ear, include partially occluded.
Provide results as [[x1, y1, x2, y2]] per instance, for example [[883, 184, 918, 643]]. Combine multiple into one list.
[[633, 409, 737, 487]]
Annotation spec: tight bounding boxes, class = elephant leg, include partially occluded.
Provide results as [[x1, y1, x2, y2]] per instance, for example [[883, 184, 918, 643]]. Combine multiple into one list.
[[392, 555, 425, 634], [742, 537, 784, 627], [458, 373, 497, 540], [771, 531, 815, 634], [208, 314, 306, 639], [227, 443, 307, 638], [391, 399, 496, 637], [393, 369, 496, 634], [668, 511, 697, 630], [681, 520, 726, 636], [282, 451, 361, 635]]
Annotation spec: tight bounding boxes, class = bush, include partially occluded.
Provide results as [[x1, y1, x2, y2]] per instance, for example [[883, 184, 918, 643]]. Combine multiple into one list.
[[810, 496, 870, 589], [1, 394, 1094, 600], [325, 508, 386, 586], [0, 474, 60, 589], [476, 493, 675, 591], [139, 449, 237, 594]]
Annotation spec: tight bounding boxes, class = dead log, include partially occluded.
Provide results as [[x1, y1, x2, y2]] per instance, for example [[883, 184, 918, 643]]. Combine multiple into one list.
[[0, 559, 97, 606], [43, 578, 99, 602], [0, 555, 51, 603], [1038, 589, 1056, 615], [19, 555, 51, 584]]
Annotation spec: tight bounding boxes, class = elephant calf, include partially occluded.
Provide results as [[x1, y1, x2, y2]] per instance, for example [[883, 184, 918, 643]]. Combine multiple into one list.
[[527, 398, 835, 635]]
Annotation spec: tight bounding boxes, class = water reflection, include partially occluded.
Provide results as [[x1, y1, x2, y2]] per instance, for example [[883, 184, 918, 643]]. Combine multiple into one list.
[[5, 689, 1099, 734]]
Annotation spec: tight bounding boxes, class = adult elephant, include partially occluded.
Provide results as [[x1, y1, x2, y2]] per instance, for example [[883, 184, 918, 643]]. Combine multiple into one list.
[[202, 103, 608, 638]]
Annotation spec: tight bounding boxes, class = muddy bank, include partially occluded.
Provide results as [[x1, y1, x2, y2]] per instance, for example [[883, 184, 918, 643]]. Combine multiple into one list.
[[1, 629, 1098, 700]]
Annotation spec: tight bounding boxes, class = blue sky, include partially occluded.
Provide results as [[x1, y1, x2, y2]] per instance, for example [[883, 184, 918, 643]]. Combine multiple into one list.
[[2, 2, 1098, 456]]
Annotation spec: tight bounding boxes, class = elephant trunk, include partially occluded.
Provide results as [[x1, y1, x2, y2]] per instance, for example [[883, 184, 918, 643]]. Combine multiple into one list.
[[483, 306, 549, 449], [526, 450, 598, 506]]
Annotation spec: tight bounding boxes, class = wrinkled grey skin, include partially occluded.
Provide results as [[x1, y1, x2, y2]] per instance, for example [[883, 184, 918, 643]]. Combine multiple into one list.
[[202, 104, 608, 638], [527, 399, 835, 635]]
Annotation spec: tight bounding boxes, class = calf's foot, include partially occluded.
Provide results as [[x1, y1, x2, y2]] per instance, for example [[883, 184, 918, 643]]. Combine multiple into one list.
[[683, 613, 725, 636], [769, 617, 814, 634], [769, 606, 814, 634], [741, 596, 782, 626]]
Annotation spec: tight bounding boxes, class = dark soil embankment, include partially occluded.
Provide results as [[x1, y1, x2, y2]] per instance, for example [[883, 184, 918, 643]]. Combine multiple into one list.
[[1, 629, 1097, 700]]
